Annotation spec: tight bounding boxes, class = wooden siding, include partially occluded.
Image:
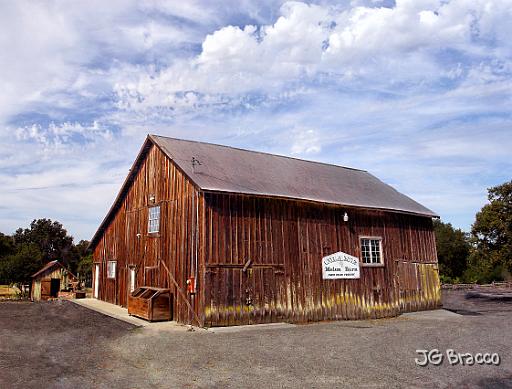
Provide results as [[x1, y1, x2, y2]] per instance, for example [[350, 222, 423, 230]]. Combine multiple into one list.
[[31, 267, 76, 301], [203, 193, 440, 326], [92, 144, 204, 324], [92, 143, 440, 327]]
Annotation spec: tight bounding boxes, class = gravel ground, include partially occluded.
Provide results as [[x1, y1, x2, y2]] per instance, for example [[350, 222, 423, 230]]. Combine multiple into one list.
[[1, 290, 511, 389]]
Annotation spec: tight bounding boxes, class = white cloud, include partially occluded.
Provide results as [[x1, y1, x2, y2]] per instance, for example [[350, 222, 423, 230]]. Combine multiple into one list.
[[290, 128, 322, 154], [113, 0, 512, 114], [0, 0, 511, 239]]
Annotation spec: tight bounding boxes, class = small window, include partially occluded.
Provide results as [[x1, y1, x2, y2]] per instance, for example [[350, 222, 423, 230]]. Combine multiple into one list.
[[360, 237, 383, 265], [148, 206, 160, 233], [107, 261, 117, 278]]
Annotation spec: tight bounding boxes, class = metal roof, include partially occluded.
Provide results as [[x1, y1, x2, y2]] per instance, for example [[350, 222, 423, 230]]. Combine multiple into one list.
[[90, 135, 437, 249], [151, 135, 437, 217], [31, 260, 76, 279]]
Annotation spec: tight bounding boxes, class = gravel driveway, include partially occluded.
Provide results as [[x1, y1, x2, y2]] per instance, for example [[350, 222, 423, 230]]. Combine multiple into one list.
[[1, 290, 511, 388]]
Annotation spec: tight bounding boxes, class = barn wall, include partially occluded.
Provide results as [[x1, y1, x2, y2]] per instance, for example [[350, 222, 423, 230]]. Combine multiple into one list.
[[203, 193, 440, 326], [92, 144, 204, 324]]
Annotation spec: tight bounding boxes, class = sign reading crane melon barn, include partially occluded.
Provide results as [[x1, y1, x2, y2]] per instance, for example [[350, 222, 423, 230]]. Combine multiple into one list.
[[322, 252, 360, 279]]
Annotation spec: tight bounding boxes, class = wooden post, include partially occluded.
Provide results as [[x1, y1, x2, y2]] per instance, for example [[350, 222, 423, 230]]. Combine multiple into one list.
[[159, 260, 204, 328]]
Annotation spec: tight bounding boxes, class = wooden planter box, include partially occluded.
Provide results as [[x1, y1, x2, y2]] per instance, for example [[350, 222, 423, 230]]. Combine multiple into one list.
[[128, 287, 173, 322]]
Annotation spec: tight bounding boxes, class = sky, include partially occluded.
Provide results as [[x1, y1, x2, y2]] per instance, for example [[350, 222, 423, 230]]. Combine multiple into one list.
[[0, 0, 511, 242]]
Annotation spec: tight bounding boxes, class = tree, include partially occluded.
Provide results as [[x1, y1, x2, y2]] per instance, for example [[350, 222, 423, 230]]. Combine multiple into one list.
[[433, 219, 470, 282], [0, 233, 16, 284], [0, 243, 43, 289], [13, 219, 79, 272], [75, 240, 92, 282], [468, 180, 512, 281], [0, 232, 15, 257], [77, 254, 93, 280]]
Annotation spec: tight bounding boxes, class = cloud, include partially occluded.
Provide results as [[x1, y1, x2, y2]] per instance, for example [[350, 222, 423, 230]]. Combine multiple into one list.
[[113, 0, 512, 113], [290, 128, 322, 154], [0, 0, 511, 240]]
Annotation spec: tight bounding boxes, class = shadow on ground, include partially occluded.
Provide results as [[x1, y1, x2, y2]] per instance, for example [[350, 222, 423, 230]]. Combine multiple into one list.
[[1, 290, 511, 388]]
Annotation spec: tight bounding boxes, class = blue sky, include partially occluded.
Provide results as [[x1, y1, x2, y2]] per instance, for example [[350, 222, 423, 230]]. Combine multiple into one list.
[[0, 0, 511, 241]]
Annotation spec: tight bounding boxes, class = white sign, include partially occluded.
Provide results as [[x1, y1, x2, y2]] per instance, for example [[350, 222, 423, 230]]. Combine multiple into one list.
[[322, 251, 360, 279]]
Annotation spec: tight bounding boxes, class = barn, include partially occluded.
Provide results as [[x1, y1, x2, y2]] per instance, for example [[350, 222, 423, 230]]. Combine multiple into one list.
[[31, 260, 78, 301], [90, 135, 441, 327]]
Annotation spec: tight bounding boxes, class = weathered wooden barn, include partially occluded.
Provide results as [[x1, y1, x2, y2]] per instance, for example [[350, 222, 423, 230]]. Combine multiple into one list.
[[90, 135, 441, 326], [31, 260, 77, 301]]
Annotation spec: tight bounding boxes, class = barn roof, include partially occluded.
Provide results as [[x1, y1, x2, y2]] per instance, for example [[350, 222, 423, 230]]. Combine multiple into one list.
[[31, 260, 76, 279], [90, 135, 437, 249], [151, 135, 437, 216]]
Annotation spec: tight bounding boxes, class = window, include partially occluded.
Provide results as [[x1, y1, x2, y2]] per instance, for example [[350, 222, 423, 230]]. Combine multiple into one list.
[[107, 261, 117, 278], [148, 205, 160, 233], [360, 237, 383, 265]]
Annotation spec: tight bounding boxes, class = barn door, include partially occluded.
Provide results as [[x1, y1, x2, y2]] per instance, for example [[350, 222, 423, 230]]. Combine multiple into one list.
[[204, 265, 285, 326], [244, 267, 285, 325], [396, 261, 441, 312], [94, 264, 100, 298]]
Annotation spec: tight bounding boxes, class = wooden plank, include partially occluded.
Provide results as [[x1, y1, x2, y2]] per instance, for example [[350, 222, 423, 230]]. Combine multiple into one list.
[[92, 143, 440, 326]]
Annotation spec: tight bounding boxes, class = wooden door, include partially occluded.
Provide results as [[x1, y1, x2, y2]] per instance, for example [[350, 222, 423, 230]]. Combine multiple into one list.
[[130, 268, 136, 293], [396, 261, 441, 312], [41, 279, 51, 300], [94, 264, 100, 298]]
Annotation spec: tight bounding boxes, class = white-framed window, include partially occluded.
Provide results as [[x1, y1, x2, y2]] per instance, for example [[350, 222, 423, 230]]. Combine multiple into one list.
[[148, 205, 160, 233], [360, 237, 383, 265], [107, 261, 117, 279]]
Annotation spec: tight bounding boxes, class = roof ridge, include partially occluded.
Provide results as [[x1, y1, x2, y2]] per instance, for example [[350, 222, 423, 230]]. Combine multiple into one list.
[[150, 134, 367, 173]]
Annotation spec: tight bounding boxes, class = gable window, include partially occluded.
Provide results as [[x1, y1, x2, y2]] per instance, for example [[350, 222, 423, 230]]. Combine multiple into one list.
[[360, 237, 383, 265], [148, 205, 160, 233], [107, 261, 117, 279]]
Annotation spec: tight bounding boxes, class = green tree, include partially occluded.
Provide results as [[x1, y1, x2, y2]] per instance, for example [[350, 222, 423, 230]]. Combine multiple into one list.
[[434, 219, 470, 282], [0, 243, 43, 289], [14, 219, 79, 272], [0, 233, 16, 284], [467, 180, 512, 281], [0, 232, 15, 257], [77, 254, 93, 279], [75, 240, 92, 281]]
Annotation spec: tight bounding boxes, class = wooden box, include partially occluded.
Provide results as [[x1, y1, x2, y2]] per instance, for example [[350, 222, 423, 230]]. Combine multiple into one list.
[[128, 287, 173, 322]]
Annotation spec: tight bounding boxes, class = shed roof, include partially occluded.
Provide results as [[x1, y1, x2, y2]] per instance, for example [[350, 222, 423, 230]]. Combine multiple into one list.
[[90, 135, 437, 249], [31, 260, 76, 279]]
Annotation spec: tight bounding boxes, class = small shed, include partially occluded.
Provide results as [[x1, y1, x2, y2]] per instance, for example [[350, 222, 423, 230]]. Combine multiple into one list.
[[31, 261, 77, 301]]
